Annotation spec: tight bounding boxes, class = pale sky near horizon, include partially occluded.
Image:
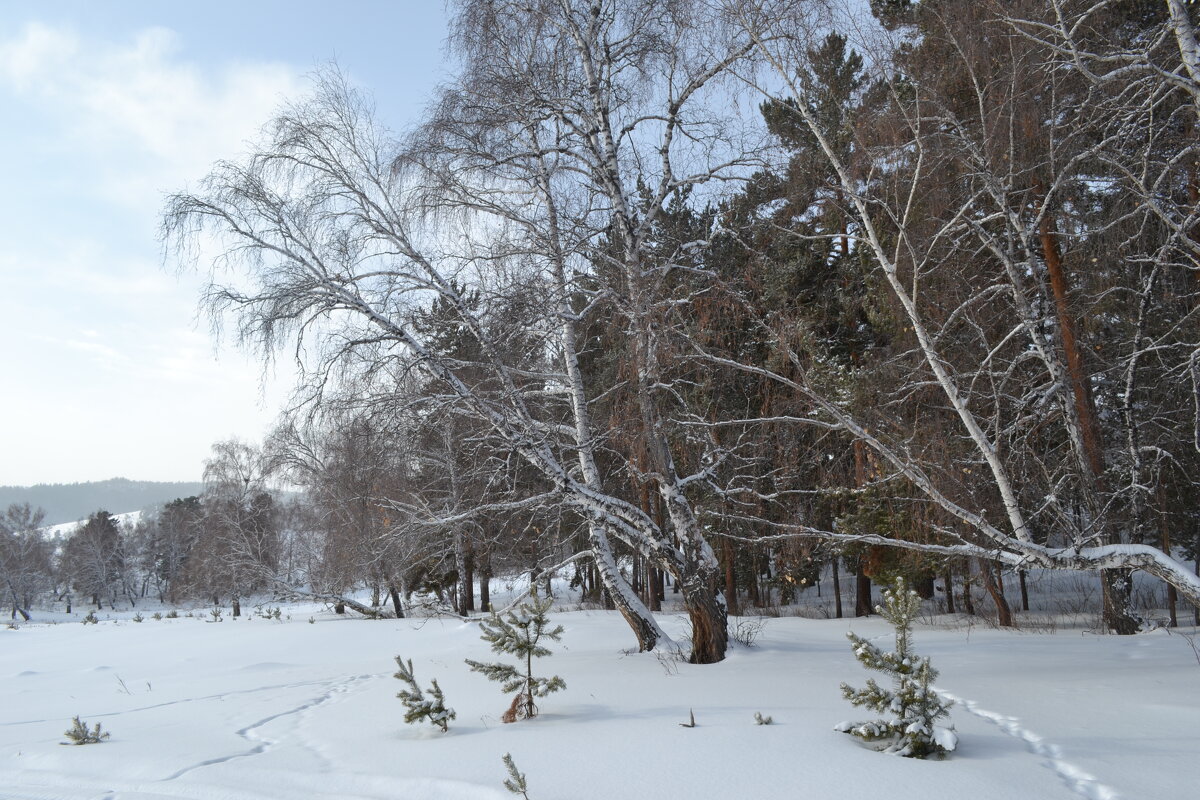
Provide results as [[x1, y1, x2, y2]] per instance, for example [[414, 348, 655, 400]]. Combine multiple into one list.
[[0, 1, 450, 486]]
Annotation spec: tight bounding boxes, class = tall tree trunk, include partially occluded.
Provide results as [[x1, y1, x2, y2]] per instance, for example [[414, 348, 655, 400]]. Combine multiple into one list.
[[389, 584, 404, 619], [943, 569, 956, 614], [1040, 213, 1139, 634], [479, 559, 491, 613], [1158, 494, 1178, 627], [855, 565, 872, 617], [963, 564, 976, 616], [832, 557, 843, 618], [724, 538, 739, 617]]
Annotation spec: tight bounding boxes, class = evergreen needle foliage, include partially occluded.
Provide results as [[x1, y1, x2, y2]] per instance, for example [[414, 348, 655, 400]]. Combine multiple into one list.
[[835, 578, 956, 758], [466, 594, 565, 722], [501, 752, 530, 798], [394, 656, 456, 732], [62, 716, 110, 745]]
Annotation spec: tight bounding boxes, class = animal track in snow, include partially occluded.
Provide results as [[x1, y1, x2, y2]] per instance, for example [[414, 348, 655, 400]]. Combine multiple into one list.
[[163, 673, 374, 782], [938, 690, 1120, 800]]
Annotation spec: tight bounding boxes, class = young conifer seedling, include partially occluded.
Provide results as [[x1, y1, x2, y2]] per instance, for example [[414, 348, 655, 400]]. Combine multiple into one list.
[[501, 753, 530, 798], [62, 716, 110, 745], [394, 656, 456, 732], [835, 577, 956, 758], [466, 594, 565, 722]]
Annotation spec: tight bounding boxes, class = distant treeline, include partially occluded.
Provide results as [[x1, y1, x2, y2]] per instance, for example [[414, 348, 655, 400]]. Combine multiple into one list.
[[0, 478, 204, 526]]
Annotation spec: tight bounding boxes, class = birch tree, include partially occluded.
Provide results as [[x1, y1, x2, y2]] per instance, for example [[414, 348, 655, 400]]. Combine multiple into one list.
[[164, 0, 769, 662]]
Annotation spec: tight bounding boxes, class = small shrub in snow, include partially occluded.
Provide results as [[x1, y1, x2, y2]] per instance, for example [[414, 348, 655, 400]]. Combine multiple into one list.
[[836, 577, 956, 758], [62, 716, 109, 745], [152, 612, 162, 621], [731, 617, 765, 647], [209, 607, 223, 622], [754, 712, 773, 725], [81, 611, 98, 625], [394, 656, 456, 732], [132, 612, 144, 623], [466, 594, 565, 723], [166, 610, 179, 619], [501, 753, 530, 798]]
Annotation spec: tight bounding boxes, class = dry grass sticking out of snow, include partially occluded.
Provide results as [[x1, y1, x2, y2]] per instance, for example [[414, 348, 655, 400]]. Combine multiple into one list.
[[1, 605, 1197, 800]]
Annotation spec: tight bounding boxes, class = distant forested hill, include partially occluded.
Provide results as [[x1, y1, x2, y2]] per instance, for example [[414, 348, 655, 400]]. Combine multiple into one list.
[[0, 478, 204, 526]]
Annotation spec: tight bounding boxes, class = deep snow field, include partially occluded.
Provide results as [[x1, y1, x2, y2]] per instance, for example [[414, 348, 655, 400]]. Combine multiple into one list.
[[3, 594, 1198, 800]]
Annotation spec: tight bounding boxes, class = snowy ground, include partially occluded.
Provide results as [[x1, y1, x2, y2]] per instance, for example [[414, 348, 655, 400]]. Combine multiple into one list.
[[3, 597, 1198, 800]]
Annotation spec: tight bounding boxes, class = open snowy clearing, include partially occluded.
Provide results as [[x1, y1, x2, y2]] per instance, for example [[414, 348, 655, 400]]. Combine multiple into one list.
[[3, 604, 1197, 800]]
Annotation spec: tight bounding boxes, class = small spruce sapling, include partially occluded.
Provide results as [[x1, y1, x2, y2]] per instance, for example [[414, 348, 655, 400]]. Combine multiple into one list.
[[835, 577, 956, 758], [501, 753, 530, 798], [62, 716, 110, 745], [394, 656, 456, 732], [465, 594, 565, 722]]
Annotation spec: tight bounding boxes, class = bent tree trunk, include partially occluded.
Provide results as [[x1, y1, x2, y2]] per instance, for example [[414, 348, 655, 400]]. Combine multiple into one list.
[[589, 524, 668, 653]]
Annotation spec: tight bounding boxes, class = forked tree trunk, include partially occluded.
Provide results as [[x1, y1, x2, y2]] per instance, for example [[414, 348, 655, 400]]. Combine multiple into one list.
[[977, 559, 1014, 628]]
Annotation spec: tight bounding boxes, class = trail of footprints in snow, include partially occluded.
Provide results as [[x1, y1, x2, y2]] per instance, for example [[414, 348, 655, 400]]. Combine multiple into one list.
[[163, 673, 375, 782], [938, 690, 1120, 800]]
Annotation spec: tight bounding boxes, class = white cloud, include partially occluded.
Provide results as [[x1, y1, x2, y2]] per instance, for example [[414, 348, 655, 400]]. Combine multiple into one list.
[[0, 23, 305, 484], [0, 22, 304, 209]]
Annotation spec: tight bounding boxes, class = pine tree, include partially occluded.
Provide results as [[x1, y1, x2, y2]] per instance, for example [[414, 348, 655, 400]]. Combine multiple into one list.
[[62, 716, 110, 745], [465, 594, 565, 722], [394, 656, 456, 732], [835, 577, 955, 758]]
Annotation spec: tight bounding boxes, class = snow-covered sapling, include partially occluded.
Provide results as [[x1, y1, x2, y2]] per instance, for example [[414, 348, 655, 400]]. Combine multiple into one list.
[[836, 577, 956, 758], [501, 753, 530, 798], [62, 716, 110, 745], [394, 656, 456, 732], [465, 594, 565, 723]]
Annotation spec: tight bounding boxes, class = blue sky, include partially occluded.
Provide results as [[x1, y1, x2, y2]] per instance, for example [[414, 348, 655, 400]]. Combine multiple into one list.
[[0, 2, 450, 485]]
